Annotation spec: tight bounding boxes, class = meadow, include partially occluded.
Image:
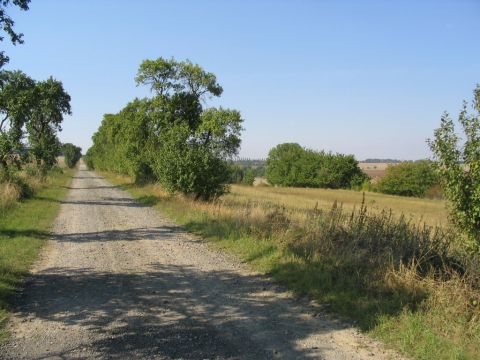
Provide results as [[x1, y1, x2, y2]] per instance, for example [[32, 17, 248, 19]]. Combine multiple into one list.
[[227, 184, 448, 227], [104, 172, 479, 360]]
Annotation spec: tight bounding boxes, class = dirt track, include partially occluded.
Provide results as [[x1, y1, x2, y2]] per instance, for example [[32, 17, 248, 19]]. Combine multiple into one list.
[[1, 165, 402, 359]]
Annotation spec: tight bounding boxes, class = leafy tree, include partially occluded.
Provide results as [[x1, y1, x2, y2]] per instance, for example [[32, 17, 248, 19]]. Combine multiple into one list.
[[135, 57, 223, 98], [0, 70, 35, 170], [87, 57, 243, 200], [376, 160, 438, 197], [62, 143, 82, 168], [0, 0, 30, 68], [265, 143, 306, 186], [428, 85, 480, 248], [27, 77, 71, 171]]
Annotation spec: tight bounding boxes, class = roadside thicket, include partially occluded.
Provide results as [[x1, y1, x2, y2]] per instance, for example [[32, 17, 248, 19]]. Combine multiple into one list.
[[0, 70, 71, 211], [86, 58, 243, 200], [265, 143, 367, 188]]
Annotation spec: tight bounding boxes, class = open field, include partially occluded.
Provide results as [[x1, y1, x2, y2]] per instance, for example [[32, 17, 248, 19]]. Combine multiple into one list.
[[227, 184, 448, 227], [359, 162, 391, 179], [359, 162, 391, 171]]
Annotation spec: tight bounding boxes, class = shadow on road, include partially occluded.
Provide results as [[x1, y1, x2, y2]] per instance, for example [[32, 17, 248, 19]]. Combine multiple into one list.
[[11, 262, 341, 359], [52, 226, 185, 243]]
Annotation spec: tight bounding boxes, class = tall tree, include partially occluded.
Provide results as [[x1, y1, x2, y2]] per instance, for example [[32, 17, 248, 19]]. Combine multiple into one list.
[[88, 57, 242, 200], [0, 0, 31, 67], [137, 57, 242, 200], [0, 70, 35, 170], [27, 77, 71, 171]]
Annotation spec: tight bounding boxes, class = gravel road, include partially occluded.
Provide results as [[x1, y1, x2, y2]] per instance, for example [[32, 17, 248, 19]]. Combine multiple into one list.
[[1, 165, 402, 359]]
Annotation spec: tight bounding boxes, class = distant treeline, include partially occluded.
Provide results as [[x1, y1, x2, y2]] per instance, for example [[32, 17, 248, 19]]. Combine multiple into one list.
[[362, 158, 402, 163], [234, 158, 266, 166]]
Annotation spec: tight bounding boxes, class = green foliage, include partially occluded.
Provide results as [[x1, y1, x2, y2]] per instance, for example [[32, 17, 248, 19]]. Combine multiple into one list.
[[242, 168, 255, 185], [135, 57, 223, 98], [0, 70, 36, 170], [0, 0, 30, 68], [428, 85, 480, 248], [27, 77, 71, 172], [62, 143, 82, 168], [87, 57, 243, 200], [265, 143, 305, 186], [0, 71, 70, 176], [265, 143, 367, 189], [375, 160, 439, 197]]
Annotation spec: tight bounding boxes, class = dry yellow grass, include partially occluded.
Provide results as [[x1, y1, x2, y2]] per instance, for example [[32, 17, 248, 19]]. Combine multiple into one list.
[[226, 184, 449, 227], [107, 171, 448, 227], [0, 181, 22, 210], [103, 172, 478, 360]]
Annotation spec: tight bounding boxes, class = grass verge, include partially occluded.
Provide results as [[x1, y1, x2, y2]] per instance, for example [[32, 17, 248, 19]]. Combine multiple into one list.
[[103, 172, 479, 360], [0, 168, 74, 340]]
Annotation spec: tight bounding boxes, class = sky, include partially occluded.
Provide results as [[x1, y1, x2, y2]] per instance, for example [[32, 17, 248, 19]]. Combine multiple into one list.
[[3, 0, 480, 160]]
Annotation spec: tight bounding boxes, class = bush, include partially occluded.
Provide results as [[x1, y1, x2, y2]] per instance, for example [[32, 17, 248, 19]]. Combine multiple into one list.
[[265, 143, 367, 189], [152, 124, 231, 200], [429, 85, 480, 248], [376, 160, 439, 197]]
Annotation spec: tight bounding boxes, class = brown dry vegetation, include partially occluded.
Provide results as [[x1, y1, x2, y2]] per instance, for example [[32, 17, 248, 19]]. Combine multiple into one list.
[[0, 159, 67, 212], [104, 172, 479, 360]]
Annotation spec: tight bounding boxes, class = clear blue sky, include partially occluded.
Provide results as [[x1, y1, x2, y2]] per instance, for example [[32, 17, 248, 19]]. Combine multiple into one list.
[[4, 0, 480, 160]]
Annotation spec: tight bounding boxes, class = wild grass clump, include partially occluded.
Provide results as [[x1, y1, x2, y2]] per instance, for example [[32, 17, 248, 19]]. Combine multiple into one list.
[[0, 164, 64, 212]]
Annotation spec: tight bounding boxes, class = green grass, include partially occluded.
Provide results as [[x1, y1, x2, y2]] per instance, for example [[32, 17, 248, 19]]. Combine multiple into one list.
[[103, 172, 479, 360], [0, 169, 74, 340]]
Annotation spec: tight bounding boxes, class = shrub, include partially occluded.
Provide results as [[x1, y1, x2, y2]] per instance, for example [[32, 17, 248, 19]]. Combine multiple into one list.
[[152, 124, 231, 200], [265, 143, 367, 189], [428, 85, 480, 249], [376, 160, 439, 197]]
